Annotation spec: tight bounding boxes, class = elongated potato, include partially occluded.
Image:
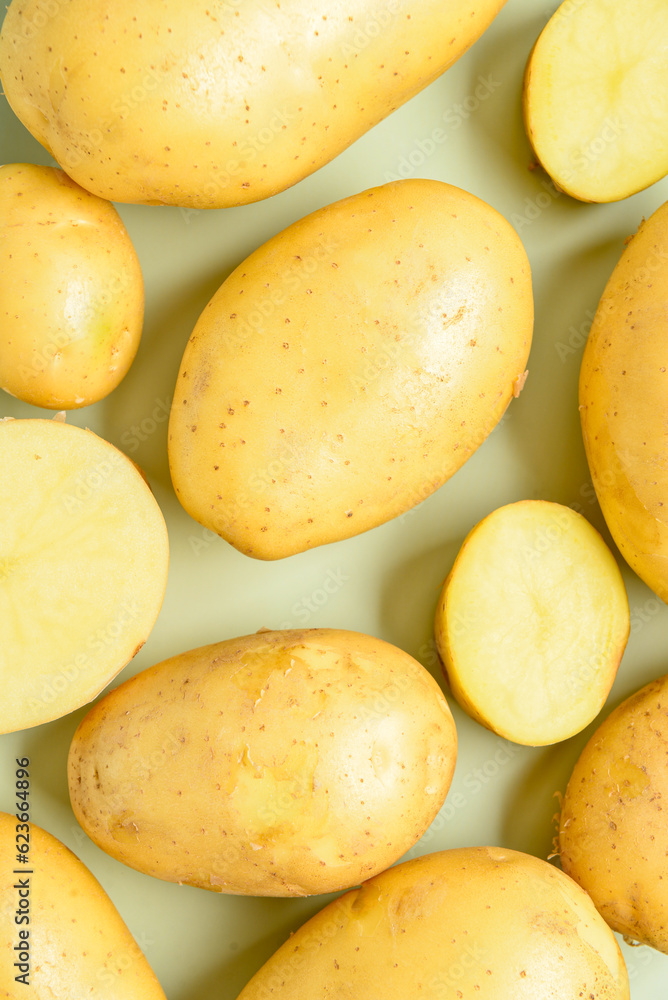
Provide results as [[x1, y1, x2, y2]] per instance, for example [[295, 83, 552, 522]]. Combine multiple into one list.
[[0, 0, 507, 208], [524, 0, 668, 202], [168, 179, 533, 559], [68, 628, 457, 897], [434, 501, 630, 746], [0, 813, 166, 999], [235, 846, 629, 1000], [0, 163, 144, 409], [0, 416, 169, 733], [579, 200, 668, 603], [559, 673, 668, 953]]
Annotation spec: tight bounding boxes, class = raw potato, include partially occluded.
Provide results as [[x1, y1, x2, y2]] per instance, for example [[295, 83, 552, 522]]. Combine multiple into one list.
[[168, 179, 533, 560], [580, 200, 668, 603], [434, 501, 630, 746], [0, 813, 166, 999], [235, 846, 630, 999], [0, 0, 507, 208], [0, 164, 143, 409], [68, 628, 457, 897], [523, 0, 668, 202], [559, 673, 668, 953], [0, 417, 169, 733]]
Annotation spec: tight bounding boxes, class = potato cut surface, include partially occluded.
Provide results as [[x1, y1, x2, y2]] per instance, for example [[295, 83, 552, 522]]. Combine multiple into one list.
[[524, 0, 668, 201], [0, 418, 169, 733], [434, 501, 629, 745]]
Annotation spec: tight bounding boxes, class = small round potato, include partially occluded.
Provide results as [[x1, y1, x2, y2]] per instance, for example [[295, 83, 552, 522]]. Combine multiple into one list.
[[560, 673, 668, 953], [0, 163, 143, 409], [235, 846, 630, 1000], [68, 628, 457, 897], [434, 501, 630, 745]]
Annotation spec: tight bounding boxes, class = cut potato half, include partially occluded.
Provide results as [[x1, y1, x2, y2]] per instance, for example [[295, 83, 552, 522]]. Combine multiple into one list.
[[523, 0, 668, 202], [434, 501, 630, 746], [0, 417, 169, 733]]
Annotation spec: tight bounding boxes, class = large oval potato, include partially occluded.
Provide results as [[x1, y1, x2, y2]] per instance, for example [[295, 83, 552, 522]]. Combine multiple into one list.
[[579, 199, 668, 603], [169, 179, 533, 560], [0, 163, 144, 409], [0, 0, 506, 208], [0, 812, 166, 999], [235, 846, 630, 999], [68, 628, 457, 897], [559, 673, 668, 953]]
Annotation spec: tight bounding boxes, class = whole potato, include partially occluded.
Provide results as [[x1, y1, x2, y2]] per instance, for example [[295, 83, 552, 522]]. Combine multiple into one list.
[[68, 628, 457, 897], [0, 163, 143, 409], [235, 846, 630, 999], [168, 179, 533, 559], [559, 673, 668, 953], [580, 199, 668, 602], [0, 0, 507, 207], [0, 812, 166, 999]]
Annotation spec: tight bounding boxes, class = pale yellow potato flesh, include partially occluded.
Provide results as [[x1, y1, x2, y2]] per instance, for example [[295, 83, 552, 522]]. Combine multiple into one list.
[[434, 501, 630, 746], [0, 813, 166, 999], [524, 0, 668, 202], [0, 164, 143, 409], [168, 179, 533, 560], [235, 846, 630, 1000], [0, 0, 507, 208], [68, 628, 457, 897], [559, 674, 668, 954], [580, 200, 668, 603], [0, 417, 169, 733]]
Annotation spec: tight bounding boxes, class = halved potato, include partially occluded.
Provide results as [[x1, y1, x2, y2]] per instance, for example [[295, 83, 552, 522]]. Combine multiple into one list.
[[523, 0, 668, 202], [0, 416, 169, 733], [434, 501, 630, 745]]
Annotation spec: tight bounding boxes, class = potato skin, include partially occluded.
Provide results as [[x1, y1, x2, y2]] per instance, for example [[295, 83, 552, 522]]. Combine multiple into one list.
[[579, 201, 668, 603], [68, 628, 457, 897], [236, 846, 629, 1000], [0, 0, 506, 208], [559, 674, 668, 953], [0, 813, 166, 999], [168, 179, 533, 559], [0, 164, 143, 409]]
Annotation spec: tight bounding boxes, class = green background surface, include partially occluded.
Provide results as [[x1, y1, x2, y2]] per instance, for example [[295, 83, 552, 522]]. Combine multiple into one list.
[[1, 0, 668, 996]]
